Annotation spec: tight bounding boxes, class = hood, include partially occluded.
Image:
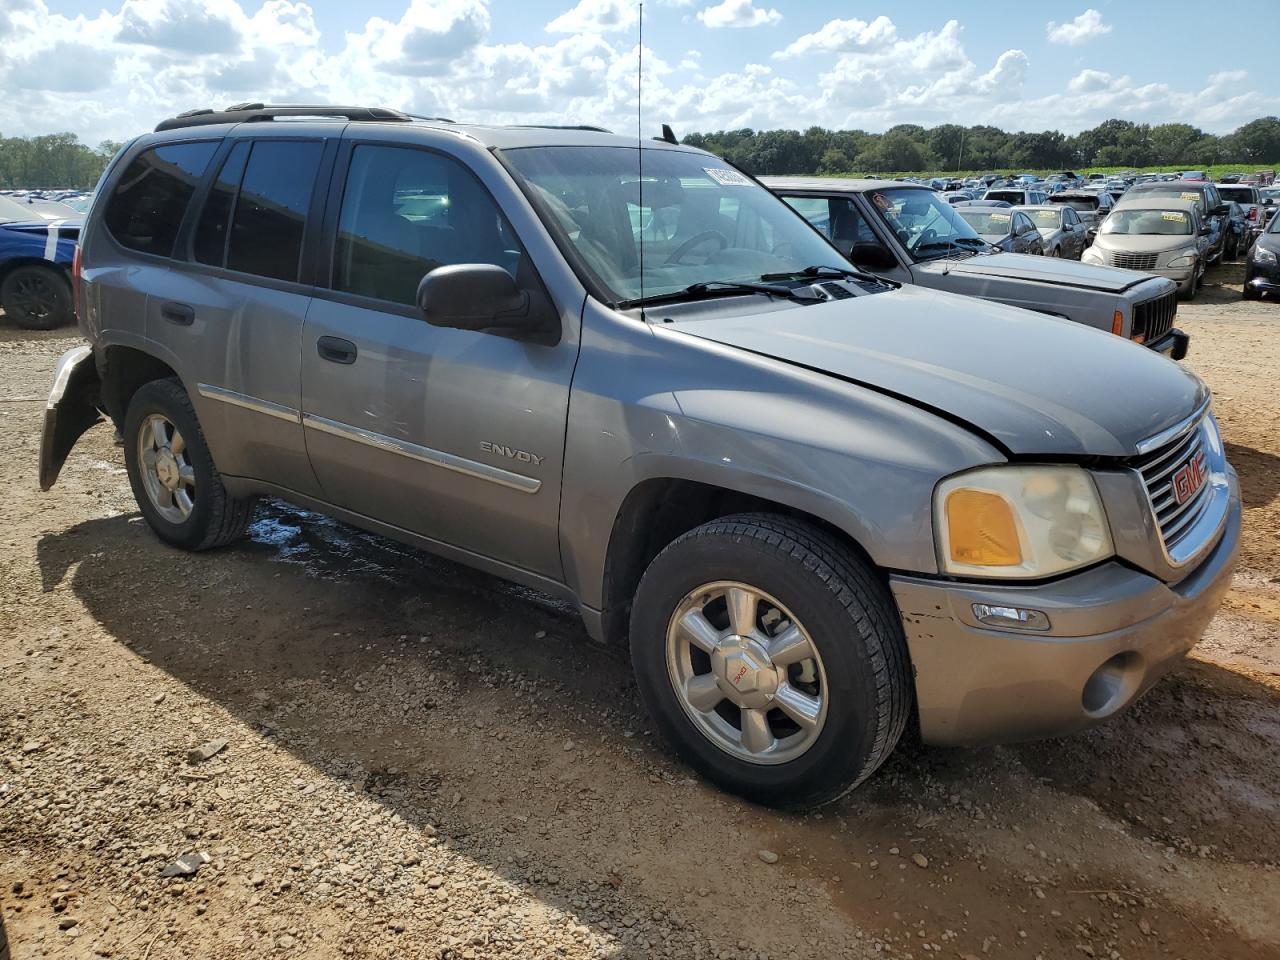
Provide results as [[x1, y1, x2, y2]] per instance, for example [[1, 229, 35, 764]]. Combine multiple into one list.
[[1093, 234, 1195, 254], [674, 285, 1207, 458], [0, 218, 82, 236], [916, 251, 1149, 292]]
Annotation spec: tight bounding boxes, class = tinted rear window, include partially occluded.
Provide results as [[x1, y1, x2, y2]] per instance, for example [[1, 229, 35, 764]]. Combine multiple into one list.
[[226, 140, 323, 283], [103, 142, 218, 257]]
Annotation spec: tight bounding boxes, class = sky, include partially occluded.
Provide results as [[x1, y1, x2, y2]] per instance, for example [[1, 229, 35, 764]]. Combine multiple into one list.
[[1, 0, 1277, 145]]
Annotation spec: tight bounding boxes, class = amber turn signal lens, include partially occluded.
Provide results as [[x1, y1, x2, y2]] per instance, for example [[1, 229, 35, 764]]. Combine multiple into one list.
[[1111, 310, 1124, 336], [945, 489, 1023, 566]]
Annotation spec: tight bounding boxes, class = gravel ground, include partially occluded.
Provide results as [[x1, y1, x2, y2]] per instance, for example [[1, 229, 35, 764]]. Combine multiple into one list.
[[2, 263, 1279, 960]]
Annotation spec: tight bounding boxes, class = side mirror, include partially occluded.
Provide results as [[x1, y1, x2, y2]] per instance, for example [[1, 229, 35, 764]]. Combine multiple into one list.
[[417, 264, 559, 346], [1213, 204, 1230, 216], [849, 241, 897, 271], [1265, 198, 1274, 206], [1199, 224, 1212, 236]]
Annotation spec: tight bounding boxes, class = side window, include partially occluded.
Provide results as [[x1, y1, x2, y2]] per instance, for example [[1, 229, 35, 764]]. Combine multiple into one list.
[[102, 141, 218, 257], [225, 140, 324, 283], [334, 145, 524, 307], [781, 197, 831, 238], [193, 142, 250, 266]]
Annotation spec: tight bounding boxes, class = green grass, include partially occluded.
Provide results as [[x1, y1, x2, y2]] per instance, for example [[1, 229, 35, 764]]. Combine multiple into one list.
[[824, 163, 1275, 180]]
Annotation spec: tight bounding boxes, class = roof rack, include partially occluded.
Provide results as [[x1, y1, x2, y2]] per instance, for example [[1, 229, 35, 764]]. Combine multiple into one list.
[[154, 103, 413, 132], [507, 124, 613, 134]]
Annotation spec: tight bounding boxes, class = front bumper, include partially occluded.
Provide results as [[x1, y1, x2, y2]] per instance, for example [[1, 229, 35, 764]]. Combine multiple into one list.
[[1149, 327, 1189, 360], [889, 473, 1240, 747], [1245, 259, 1280, 291]]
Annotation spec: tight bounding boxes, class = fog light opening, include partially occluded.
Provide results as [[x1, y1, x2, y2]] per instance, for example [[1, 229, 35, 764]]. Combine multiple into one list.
[[1082, 652, 1144, 717]]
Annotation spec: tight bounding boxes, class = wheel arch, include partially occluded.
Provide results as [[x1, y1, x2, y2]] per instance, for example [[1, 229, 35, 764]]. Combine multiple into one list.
[[0, 256, 72, 288], [98, 343, 181, 430], [595, 473, 882, 648]]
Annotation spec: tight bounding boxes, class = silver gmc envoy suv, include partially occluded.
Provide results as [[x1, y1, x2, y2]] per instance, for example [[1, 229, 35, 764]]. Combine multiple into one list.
[[41, 105, 1241, 807]]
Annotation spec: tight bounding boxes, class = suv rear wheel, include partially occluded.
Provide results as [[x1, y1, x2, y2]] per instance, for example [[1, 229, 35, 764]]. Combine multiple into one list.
[[1, 264, 73, 329], [123, 378, 256, 550], [630, 513, 912, 808]]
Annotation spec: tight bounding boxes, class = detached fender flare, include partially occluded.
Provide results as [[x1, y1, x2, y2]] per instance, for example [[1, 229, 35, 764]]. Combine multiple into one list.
[[39, 345, 104, 491]]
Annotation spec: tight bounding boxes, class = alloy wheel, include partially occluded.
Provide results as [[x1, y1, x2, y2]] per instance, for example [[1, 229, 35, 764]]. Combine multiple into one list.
[[9, 271, 57, 321], [137, 414, 196, 524], [665, 581, 828, 764]]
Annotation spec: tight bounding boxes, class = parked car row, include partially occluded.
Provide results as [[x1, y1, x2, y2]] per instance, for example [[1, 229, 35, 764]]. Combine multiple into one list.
[[39, 105, 1238, 807]]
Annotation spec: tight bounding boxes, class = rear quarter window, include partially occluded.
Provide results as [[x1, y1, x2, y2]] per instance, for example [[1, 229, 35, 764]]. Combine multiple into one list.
[[102, 142, 219, 257]]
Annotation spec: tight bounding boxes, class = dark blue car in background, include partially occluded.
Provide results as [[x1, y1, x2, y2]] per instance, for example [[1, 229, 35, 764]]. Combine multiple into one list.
[[0, 195, 81, 329]]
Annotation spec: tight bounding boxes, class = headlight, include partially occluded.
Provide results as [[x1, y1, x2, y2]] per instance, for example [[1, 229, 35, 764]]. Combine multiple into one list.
[[1254, 245, 1277, 263], [934, 465, 1113, 579], [1167, 253, 1195, 267]]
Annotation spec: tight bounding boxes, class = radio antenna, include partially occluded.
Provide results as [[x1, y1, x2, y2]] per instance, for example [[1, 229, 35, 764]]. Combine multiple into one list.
[[637, 1, 645, 318]]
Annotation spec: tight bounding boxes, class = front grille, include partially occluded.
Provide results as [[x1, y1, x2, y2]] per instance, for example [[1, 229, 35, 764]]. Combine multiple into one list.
[[1107, 251, 1159, 271], [1131, 290, 1177, 343], [1134, 419, 1212, 552]]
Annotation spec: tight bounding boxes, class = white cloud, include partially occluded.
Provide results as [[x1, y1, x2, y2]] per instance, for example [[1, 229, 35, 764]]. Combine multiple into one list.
[[774, 15, 895, 59], [546, 0, 637, 34], [696, 0, 780, 29], [1046, 9, 1111, 46], [0, 3, 1274, 150]]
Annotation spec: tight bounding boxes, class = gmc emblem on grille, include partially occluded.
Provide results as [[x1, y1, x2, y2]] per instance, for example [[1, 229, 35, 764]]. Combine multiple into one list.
[[1172, 450, 1207, 506]]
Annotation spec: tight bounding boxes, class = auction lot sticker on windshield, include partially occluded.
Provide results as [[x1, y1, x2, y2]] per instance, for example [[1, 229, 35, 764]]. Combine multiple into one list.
[[1181, 192, 1200, 200], [1162, 211, 1188, 222], [704, 168, 751, 186], [990, 213, 1010, 221]]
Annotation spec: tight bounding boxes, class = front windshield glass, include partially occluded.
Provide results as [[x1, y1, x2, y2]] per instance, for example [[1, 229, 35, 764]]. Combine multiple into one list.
[[955, 209, 1012, 236], [1100, 209, 1193, 236], [864, 187, 985, 259], [1129, 185, 1207, 215], [1268, 212, 1280, 234], [501, 146, 852, 304], [1026, 209, 1062, 229]]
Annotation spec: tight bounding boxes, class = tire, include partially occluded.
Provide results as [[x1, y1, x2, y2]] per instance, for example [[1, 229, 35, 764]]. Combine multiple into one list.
[[1180, 267, 1199, 301], [1243, 281, 1261, 300], [123, 378, 256, 551], [0, 264, 73, 329], [629, 513, 912, 808]]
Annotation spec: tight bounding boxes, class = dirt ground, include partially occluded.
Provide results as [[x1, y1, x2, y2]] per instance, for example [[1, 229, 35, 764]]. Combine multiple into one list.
[[2, 263, 1278, 960]]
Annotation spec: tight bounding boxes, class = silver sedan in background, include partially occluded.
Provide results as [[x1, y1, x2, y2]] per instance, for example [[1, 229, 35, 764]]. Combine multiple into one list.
[[1016, 205, 1088, 260]]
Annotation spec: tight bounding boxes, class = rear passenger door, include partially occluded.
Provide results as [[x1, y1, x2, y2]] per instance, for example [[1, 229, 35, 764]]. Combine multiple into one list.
[[299, 139, 576, 580], [150, 133, 332, 496]]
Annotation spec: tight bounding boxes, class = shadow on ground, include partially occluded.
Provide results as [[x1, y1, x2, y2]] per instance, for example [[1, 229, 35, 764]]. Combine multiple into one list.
[[34, 497, 1280, 879], [1226, 442, 1280, 509]]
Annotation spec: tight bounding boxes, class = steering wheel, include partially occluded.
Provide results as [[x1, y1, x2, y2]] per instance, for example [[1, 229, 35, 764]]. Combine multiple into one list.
[[913, 227, 938, 250], [664, 230, 729, 265]]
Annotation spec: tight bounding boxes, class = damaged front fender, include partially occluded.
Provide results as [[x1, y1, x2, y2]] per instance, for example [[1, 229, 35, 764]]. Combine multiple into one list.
[[39, 345, 103, 491]]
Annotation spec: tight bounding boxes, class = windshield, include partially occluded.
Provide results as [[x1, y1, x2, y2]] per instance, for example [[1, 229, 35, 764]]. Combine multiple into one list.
[[984, 190, 1025, 204], [1051, 196, 1098, 212], [1131, 185, 1207, 214], [955, 209, 1013, 236], [501, 146, 851, 304], [864, 187, 985, 259], [1026, 209, 1062, 229], [1218, 187, 1254, 204], [1100, 209, 1193, 236]]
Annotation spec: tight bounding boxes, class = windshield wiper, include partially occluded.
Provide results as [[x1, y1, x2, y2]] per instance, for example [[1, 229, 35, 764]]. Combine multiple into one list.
[[759, 264, 891, 285], [618, 280, 821, 309], [914, 238, 988, 260]]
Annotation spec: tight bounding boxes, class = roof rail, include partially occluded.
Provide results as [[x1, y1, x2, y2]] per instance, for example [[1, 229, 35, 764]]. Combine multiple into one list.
[[507, 124, 613, 134], [154, 104, 413, 132]]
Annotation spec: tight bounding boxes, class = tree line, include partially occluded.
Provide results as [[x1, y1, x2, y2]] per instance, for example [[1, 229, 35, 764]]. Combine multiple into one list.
[[3, 116, 1280, 188], [682, 117, 1280, 177], [0, 133, 123, 190]]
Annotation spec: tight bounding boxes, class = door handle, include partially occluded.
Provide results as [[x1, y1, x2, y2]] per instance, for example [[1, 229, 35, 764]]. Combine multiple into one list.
[[160, 302, 194, 326], [317, 336, 357, 365]]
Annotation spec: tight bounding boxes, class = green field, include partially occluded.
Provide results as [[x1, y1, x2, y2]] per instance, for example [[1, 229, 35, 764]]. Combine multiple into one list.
[[827, 163, 1275, 181]]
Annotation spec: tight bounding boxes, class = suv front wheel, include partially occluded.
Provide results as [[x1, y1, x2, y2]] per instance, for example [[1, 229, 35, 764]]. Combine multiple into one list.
[[123, 378, 256, 550], [630, 513, 913, 808]]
